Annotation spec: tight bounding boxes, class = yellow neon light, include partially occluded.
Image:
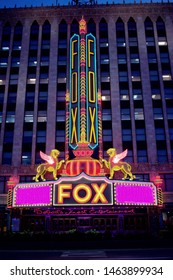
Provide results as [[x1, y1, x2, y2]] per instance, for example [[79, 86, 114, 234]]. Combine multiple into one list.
[[58, 184, 72, 204], [89, 107, 96, 143], [88, 39, 94, 68], [72, 72, 78, 103], [72, 40, 77, 69], [91, 183, 108, 203], [71, 107, 78, 143], [72, 184, 92, 203], [88, 71, 95, 103]]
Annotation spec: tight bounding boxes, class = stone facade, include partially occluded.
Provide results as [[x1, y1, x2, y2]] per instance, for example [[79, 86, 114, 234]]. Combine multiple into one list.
[[0, 2, 172, 193]]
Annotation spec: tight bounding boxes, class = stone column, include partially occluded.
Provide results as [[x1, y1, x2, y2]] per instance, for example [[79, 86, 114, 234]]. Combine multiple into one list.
[[46, 19, 58, 154], [108, 17, 122, 151], [0, 25, 14, 163], [136, 16, 157, 163], [12, 20, 30, 166]]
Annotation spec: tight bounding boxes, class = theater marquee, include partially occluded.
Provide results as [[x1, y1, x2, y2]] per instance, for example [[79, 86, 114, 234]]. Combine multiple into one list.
[[10, 173, 162, 208]]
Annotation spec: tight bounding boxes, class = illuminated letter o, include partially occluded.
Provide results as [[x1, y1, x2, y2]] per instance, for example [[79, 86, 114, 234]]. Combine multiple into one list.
[[73, 184, 92, 204]]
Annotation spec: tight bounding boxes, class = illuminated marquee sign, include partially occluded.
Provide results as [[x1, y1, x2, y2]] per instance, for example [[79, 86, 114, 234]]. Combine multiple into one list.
[[86, 34, 98, 149], [53, 173, 113, 206], [13, 183, 52, 207], [69, 34, 80, 149], [10, 174, 159, 208], [114, 182, 157, 206], [69, 24, 98, 150]]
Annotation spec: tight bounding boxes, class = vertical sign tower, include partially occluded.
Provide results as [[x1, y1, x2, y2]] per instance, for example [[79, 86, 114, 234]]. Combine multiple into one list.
[[68, 17, 99, 158]]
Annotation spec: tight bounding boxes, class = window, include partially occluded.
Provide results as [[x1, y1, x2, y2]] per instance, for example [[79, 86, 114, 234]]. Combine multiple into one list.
[[2, 152, 12, 165], [6, 112, 15, 123], [146, 37, 155, 46], [3, 123, 14, 164], [136, 128, 146, 141], [121, 108, 131, 120], [1, 22, 11, 50], [119, 71, 128, 82], [40, 66, 49, 79], [21, 152, 32, 165], [99, 18, 108, 42], [36, 130, 46, 143], [155, 128, 166, 140], [157, 147, 167, 163], [169, 126, 173, 139], [133, 88, 142, 100], [102, 109, 112, 121], [164, 86, 173, 99], [23, 130, 33, 143], [167, 108, 173, 119], [153, 108, 163, 120], [38, 86, 47, 112], [20, 176, 34, 183], [148, 53, 157, 63], [117, 53, 126, 64], [56, 110, 65, 122], [134, 108, 144, 120], [150, 70, 159, 81], [117, 38, 126, 47], [24, 112, 33, 122], [3, 130, 14, 143], [87, 18, 96, 36], [129, 37, 138, 46], [135, 174, 149, 182], [0, 176, 10, 194], [160, 53, 169, 63], [103, 129, 112, 142], [122, 128, 132, 141], [156, 17, 166, 38], [56, 130, 65, 143], [137, 149, 148, 163], [130, 52, 139, 60], [160, 174, 173, 192], [71, 19, 79, 36]]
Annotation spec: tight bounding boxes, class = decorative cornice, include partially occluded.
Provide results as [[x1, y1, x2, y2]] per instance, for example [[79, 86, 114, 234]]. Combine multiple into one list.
[[0, 3, 172, 25]]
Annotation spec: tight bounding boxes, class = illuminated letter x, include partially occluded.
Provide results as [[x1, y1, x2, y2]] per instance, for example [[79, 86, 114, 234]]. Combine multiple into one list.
[[71, 107, 78, 143], [89, 107, 96, 143], [91, 183, 108, 203]]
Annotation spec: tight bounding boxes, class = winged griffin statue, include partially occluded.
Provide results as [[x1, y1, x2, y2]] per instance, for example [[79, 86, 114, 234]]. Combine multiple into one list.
[[102, 148, 136, 180], [33, 149, 65, 182]]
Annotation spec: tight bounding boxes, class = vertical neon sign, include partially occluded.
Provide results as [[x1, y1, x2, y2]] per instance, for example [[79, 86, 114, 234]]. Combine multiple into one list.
[[69, 34, 80, 149], [69, 18, 98, 151], [86, 34, 98, 149]]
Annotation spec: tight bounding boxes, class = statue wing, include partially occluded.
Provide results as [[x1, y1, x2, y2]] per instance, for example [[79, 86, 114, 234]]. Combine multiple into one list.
[[112, 149, 128, 164], [40, 151, 54, 164]]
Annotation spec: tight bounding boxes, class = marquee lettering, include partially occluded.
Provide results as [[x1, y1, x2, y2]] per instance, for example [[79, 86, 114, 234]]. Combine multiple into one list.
[[88, 39, 94, 68], [72, 72, 78, 103], [73, 184, 92, 203], [34, 208, 135, 215], [89, 107, 96, 143], [55, 182, 110, 205], [72, 39, 78, 69], [91, 183, 108, 203], [88, 71, 95, 102], [71, 107, 78, 143], [58, 184, 72, 204]]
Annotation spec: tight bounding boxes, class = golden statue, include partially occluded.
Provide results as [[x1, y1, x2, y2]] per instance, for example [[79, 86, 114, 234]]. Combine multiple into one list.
[[33, 149, 65, 182], [102, 148, 136, 180]]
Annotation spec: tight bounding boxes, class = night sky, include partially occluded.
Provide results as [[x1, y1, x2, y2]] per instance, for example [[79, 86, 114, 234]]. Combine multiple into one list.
[[0, 0, 170, 9]]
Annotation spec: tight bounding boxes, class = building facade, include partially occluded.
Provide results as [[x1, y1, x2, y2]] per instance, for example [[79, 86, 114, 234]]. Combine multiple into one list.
[[0, 2, 173, 233]]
